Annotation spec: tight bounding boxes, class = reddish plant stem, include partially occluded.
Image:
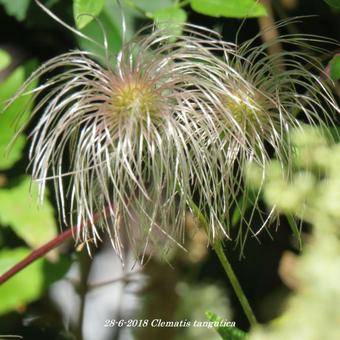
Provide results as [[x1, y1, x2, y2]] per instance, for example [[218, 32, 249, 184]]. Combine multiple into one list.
[[0, 227, 74, 285], [0, 208, 110, 285]]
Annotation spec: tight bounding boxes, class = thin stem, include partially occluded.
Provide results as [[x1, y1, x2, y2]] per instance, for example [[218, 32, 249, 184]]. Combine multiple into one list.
[[258, 0, 284, 69], [213, 240, 258, 328], [0, 227, 74, 285], [74, 251, 92, 340], [87, 270, 142, 289], [0, 208, 108, 285], [189, 201, 258, 327]]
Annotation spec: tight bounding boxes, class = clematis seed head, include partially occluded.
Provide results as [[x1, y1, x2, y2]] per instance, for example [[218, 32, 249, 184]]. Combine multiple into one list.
[[7, 18, 237, 262]]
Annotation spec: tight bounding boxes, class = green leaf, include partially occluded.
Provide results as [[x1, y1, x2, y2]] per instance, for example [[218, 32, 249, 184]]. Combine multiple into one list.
[[134, 0, 173, 13], [0, 177, 57, 249], [152, 7, 187, 37], [206, 311, 248, 340], [77, 9, 122, 58], [190, 0, 267, 18], [0, 60, 37, 170], [0, 247, 70, 315], [330, 55, 340, 81], [0, 49, 11, 71], [324, 0, 340, 9], [0, 0, 31, 21], [73, 0, 105, 29], [104, 0, 136, 41]]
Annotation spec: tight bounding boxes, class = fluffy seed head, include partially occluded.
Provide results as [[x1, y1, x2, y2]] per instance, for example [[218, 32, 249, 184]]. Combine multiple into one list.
[[7, 15, 339, 259], [179, 20, 340, 249], [9, 22, 237, 261]]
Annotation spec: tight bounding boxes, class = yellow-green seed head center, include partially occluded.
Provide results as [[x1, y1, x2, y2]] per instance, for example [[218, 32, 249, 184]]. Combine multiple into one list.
[[225, 91, 267, 131], [112, 81, 158, 117]]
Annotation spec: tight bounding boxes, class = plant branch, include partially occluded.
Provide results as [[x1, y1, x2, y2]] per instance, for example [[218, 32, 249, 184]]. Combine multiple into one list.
[[213, 240, 258, 327], [258, 0, 284, 69], [74, 251, 92, 340], [0, 209, 108, 285], [0, 227, 74, 285], [189, 201, 258, 328]]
